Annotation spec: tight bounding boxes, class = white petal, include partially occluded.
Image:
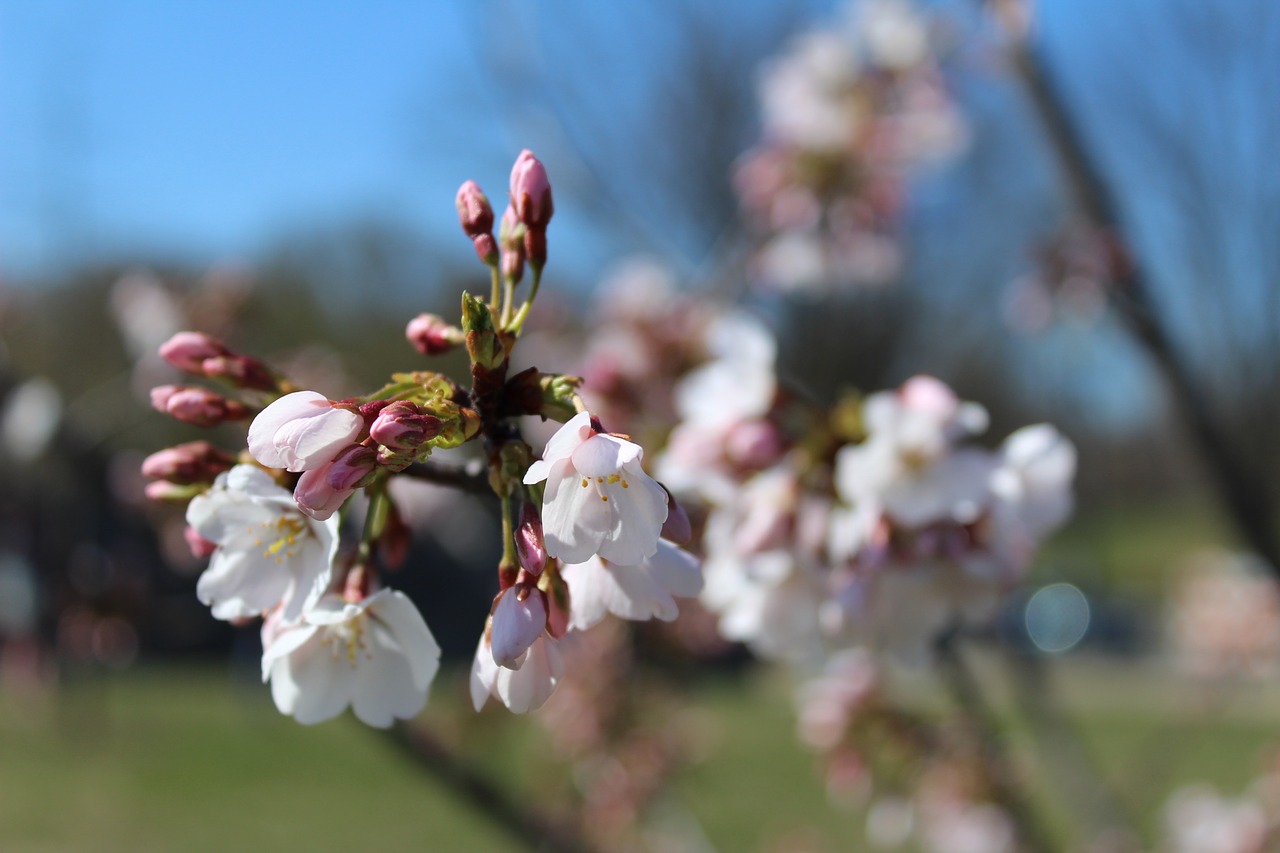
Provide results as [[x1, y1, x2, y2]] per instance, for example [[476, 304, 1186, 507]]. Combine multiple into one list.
[[597, 464, 667, 565], [646, 540, 703, 599], [522, 458, 552, 485], [469, 634, 498, 711], [496, 635, 562, 713], [271, 408, 362, 473], [351, 621, 429, 727], [569, 434, 641, 478], [541, 460, 610, 563], [369, 590, 441, 691], [261, 621, 320, 682], [248, 391, 330, 469], [561, 557, 612, 631], [539, 412, 593, 465], [600, 563, 678, 622]]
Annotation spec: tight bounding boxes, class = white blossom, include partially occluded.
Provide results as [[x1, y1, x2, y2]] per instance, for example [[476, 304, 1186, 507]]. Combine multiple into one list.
[[561, 539, 702, 631], [261, 589, 441, 727], [186, 465, 338, 622], [471, 631, 563, 714], [523, 411, 667, 565]]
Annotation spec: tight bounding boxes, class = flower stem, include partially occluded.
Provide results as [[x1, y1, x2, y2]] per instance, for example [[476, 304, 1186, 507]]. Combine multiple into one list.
[[507, 266, 542, 334]]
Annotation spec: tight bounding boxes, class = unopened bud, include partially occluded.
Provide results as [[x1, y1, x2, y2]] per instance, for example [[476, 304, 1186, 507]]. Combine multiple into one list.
[[539, 373, 582, 422], [150, 385, 249, 427], [159, 331, 230, 374], [184, 525, 218, 558], [325, 444, 379, 492], [509, 150, 553, 231], [660, 485, 692, 545], [541, 565, 571, 640], [201, 354, 278, 393], [370, 401, 441, 452], [515, 502, 546, 576], [490, 583, 547, 669], [455, 180, 495, 238], [524, 227, 547, 271], [342, 562, 373, 603], [406, 313, 462, 357], [141, 440, 236, 485], [461, 293, 505, 370], [499, 206, 525, 285]]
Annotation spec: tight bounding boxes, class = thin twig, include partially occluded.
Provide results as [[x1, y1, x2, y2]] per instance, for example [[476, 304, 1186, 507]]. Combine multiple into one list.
[[402, 459, 492, 497], [383, 721, 603, 853], [998, 11, 1280, 578], [934, 631, 1059, 853]]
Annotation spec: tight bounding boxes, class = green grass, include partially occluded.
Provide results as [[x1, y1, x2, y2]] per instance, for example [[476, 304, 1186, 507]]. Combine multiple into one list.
[[0, 656, 1276, 852]]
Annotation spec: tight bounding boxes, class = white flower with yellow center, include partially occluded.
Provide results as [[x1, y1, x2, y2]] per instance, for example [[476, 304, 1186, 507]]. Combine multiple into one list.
[[262, 589, 441, 727], [187, 464, 338, 622], [523, 411, 667, 566]]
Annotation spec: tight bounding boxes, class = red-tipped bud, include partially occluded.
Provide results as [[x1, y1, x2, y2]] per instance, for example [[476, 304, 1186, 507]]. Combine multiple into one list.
[[524, 227, 547, 270], [150, 385, 249, 427], [509, 149, 553, 230], [660, 486, 692, 545], [456, 180, 495, 238], [141, 440, 236, 485], [369, 401, 441, 452], [471, 233, 499, 265], [405, 313, 462, 356], [515, 501, 547, 576], [184, 525, 218, 558], [158, 331, 230, 374], [543, 568, 571, 639], [342, 562, 374, 603], [201, 354, 278, 393]]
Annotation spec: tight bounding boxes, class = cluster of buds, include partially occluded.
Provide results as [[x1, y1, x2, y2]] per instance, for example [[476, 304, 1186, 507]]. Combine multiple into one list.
[[143, 150, 702, 726], [734, 0, 968, 293]]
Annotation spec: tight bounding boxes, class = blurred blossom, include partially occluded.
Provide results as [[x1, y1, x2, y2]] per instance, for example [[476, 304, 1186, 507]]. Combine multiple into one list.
[[1163, 784, 1271, 853], [737, 0, 967, 294], [1169, 551, 1280, 679], [1, 377, 62, 463]]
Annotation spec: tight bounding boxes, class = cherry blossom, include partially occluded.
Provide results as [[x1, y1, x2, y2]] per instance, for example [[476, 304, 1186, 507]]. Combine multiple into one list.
[[561, 539, 702, 631], [186, 464, 338, 623], [247, 390, 364, 473], [523, 411, 668, 565], [471, 630, 564, 714], [261, 589, 441, 727]]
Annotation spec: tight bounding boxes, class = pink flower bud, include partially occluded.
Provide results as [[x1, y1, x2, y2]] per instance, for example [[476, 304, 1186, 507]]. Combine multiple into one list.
[[499, 205, 525, 284], [509, 149, 553, 230], [141, 440, 235, 485], [201, 354, 278, 393], [660, 488, 693, 545], [184, 525, 218, 558], [515, 502, 546, 576], [489, 583, 547, 669], [158, 332, 230, 374], [293, 466, 353, 521], [247, 390, 363, 473], [324, 444, 378, 492], [150, 385, 248, 427], [524, 227, 547, 270], [455, 180, 495, 238], [471, 233, 499, 265], [369, 401, 441, 452], [405, 313, 460, 356], [725, 419, 786, 469]]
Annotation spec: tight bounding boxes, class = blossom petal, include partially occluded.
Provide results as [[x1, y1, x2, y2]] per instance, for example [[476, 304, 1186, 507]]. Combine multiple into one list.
[[541, 459, 610, 563], [570, 434, 642, 478], [490, 590, 547, 669], [496, 635, 562, 713], [369, 590, 441, 692], [247, 391, 330, 469], [539, 412, 593, 465], [470, 635, 498, 711], [646, 539, 703, 599], [560, 557, 612, 631], [351, 620, 429, 727], [596, 462, 667, 565]]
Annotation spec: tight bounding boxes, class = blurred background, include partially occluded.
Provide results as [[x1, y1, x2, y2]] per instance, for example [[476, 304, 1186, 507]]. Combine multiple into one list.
[[2, 0, 1279, 850]]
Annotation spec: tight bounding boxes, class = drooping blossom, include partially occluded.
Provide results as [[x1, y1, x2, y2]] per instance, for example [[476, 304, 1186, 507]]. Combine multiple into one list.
[[471, 630, 564, 714], [523, 411, 668, 566], [261, 589, 441, 727], [490, 584, 549, 668], [248, 390, 364, 473], [561, 539, 702, 631], [186, 464, 339, 622]]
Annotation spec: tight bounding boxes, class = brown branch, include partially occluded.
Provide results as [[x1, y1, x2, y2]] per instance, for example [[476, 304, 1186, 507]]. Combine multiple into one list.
[[935, 631, 1059, 853], [402, 458, 492, 498], [1000, 14, 1280, 579], [383, 722, 603, 853]]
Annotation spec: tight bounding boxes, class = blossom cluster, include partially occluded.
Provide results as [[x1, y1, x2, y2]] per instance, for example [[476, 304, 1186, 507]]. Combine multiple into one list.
[[734, 0, 968, 293], [653, 309, 1076, 667], [142, 151, 703, 726]]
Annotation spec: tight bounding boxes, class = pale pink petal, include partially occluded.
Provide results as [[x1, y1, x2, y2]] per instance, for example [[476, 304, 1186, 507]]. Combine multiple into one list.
[[470, 635, 498, 711], [271, 408, 363, 473], [560, 557, 612, 630], [490, 589, 547, 669], [646, 539, 703, 599], [596, 464, 667, 565], [247, 391, 330, 469], [569, 433, 642, 478], [368, 590, 440, 691], [523, 458, 552, 485], [496, 634, 562, 713], [539, 411, 593, 465], [599, 563, 678, 622]]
